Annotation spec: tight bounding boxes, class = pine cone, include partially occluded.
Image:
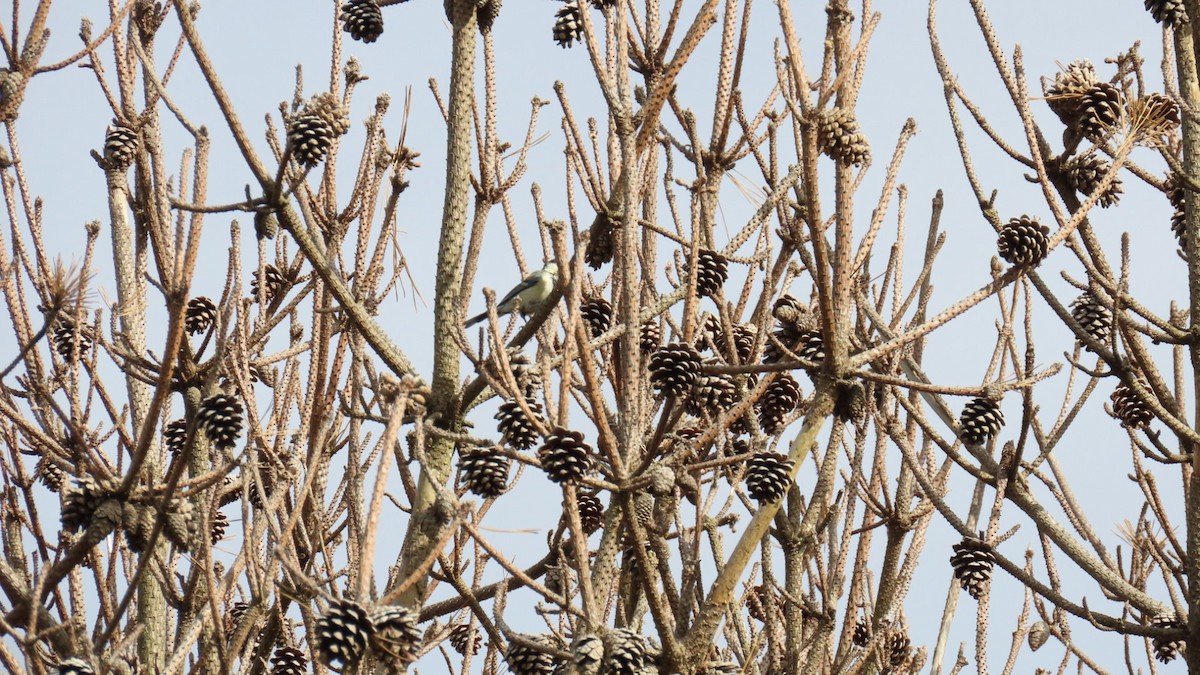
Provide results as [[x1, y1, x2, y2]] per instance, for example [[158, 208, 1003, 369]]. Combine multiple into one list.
[[603, 628, 647, 675], [1069, 291, 1112, 344], [631, 491, 654, 529], [572, 634, 604, 672], [211, 509, 229, 544], [75, 501, 119, 550], [757, 373, 801, 435], [624, 539, 658, 583], [997, 215, 1050, 268], [880, 630, 912, 669], [306, 91, 352, 137], [852, 619, 871, 647], [581, 297, 613, 338], [576, 491, 604, 533], [745, 451, 793, 503], [288, 111, 336, 168], [746, 584, 782, 622], [247, 459, 277, 509], [706, 318, 757, 364], [1129, 92, 1181, 138], [122, 503, 156, 553], [56, 658, 96, 675], [692, 249, 729, 298], [640, 321, 662, 353], [496, 399, 544, 450], [958, 397, 1004, 446], [53, 320, 93, 362], [773, 294, 806, 324], [720, 432, 748, 454], [649, 343, 702, 398], [543, 563, 567, 597], [270, 646, 308, 675], [1065, 152, 1122, 208], [708, 322, 756, 364], [586, 213, 619, 268], [315, 599, 374, 669], [340, 0, 384, 43], [1150, 614, 1185, 663], [459, 446, 510, 498], [552, 1, 582, 48], [186, 296, 218, 334], [797, 329, 826, 364], [37, 458, 65, 492], [732, 324, 758, 363], [1028, 621, 1050, 651], [197, 394, 244, 450], [1168, 175, 1187, 249], [687, 369, 738, 419], [226, 601, 251, 641], [762, 324, 799, 364], [817, 107, 870, 165], [250, 264, 288, 301], [163, 498, 198, 552], [218, 476, 240, 507], [369, 605, 422, 666], [287, 92, 349, 169], [835, 379, 867, 423], [133, 0, 165, 38], [478, 0, 502, 31], [700, 314, 722, 348], [506, 350, 542, 398], [507, 637, 559, 675], [647, 464, 674, 497], [219, 361, 264, 390], [949, 535, 995, 599], [164, 419, 188, 455], [538, 428, 594, 484], [61, 476, 110, 533], [1110, 381, 1153, 428], [0, 67, 17, 99], [103, 123, 139, 170], [1078, 82, 1124, 139], [765, 325, 823, 367], [745, 584, 765, 621], [1045, 60, 1098, 125], [449, 623, 481, 655], [0, 69, 24, 119], [1145, 0, 1189, 26], [254, 209, 279, 240]]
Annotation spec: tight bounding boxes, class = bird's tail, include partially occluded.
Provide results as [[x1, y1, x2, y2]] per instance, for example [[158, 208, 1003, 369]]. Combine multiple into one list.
[[464, 312, 488, 328]]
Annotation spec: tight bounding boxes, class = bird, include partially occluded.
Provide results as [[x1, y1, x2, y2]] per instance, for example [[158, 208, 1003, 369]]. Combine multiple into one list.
[[464, 262, 559, 328]]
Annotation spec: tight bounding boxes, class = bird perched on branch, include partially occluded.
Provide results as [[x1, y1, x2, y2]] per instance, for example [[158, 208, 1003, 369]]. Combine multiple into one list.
[[464, 262, 559, 328]]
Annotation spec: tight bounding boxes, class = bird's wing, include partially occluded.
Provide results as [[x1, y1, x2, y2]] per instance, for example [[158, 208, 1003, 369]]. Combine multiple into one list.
[[496, 271, 542, 306]]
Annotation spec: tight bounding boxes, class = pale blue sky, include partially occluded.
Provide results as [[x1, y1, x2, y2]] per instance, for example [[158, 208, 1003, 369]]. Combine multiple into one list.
[[8, 1, 1183, 671]]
